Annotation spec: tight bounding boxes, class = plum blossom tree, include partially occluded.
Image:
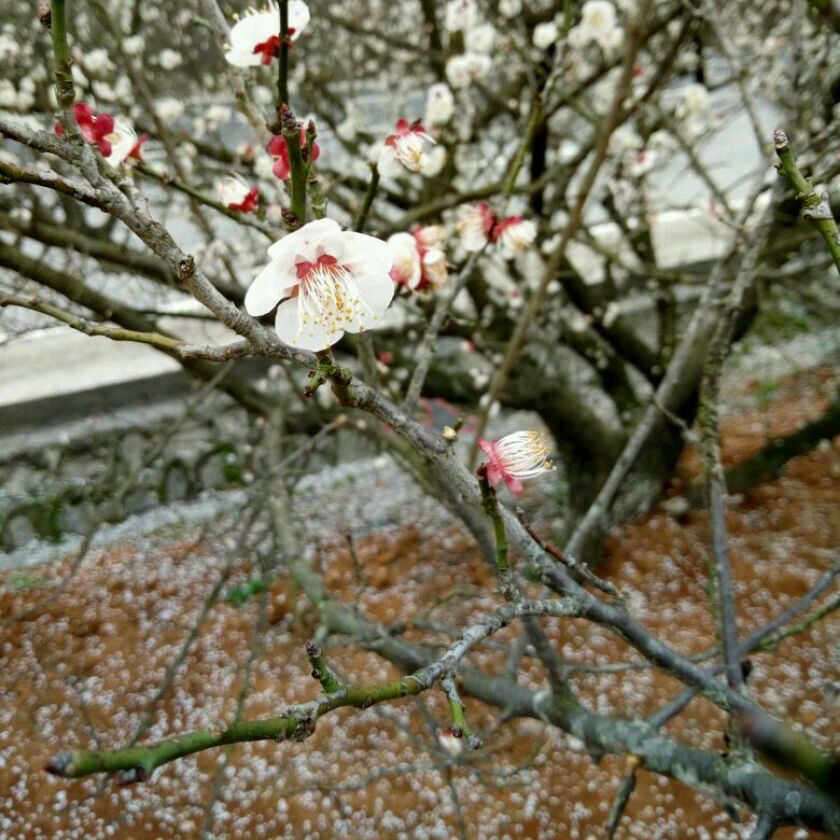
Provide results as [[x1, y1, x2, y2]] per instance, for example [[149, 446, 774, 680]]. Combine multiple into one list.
[[0, 0, 839, 835]]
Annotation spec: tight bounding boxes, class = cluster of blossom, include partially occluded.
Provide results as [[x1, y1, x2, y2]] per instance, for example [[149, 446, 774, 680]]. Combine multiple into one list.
[[443, 0, 494, 89], [387, 226, 448, 291], [54, 103, 146, 167], [456, 203, 537, 258], [532, 0, 623, 54]]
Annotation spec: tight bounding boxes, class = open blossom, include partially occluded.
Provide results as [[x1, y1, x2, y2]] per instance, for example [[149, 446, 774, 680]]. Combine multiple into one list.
[[216, 175, 260, 213], [491, 216, 537, 258], [478, 431, 555, 495], [388, 226, 448, 291], [224, 1, 310, 67], [267, 127, 320, 180], [55, 104, 146, 165], [425, 83, 455, 126], [245, 218, 394, 351], [379, 119, 436, 176]]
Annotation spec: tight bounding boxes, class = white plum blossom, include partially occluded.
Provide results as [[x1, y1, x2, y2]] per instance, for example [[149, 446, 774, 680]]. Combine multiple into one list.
[[499, 0, 522, 15], [677, 83, 712, 136], [378, 119, 436, 177], [425, 83, 455, 126], [0, 32, 19, 61], [156, 97, 184, 122], [533, 21, 559, 50], [466, 23, 496, 54], [437, 729, 464, 758], [445, 53, 492, 89], [123, 34, 145, 56], [225, 1, 310, 68], [215, 174, 260, 212], [570, 0, 621, 51], [478, 431, 555, 495], [444, 0, 479, 33], [106, 118, 142, 166], [245, 218, 395, 352], [493, 216, 537, 258], [159, 48, 183, 70], [84, 48, 112, 74], [0, 80, 15, 108], [457, 202, 496, 252]]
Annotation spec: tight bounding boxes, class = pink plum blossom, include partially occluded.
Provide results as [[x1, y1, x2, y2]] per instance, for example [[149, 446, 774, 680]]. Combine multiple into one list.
[[478, 431, 555, 495], [267, 128, 320, 180], [245, 218, 394, 351]]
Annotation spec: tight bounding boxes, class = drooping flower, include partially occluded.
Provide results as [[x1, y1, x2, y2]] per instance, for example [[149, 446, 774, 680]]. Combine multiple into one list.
[[379, 119, 436, 177], [478, 431, 555, 495], [437, 728, 464, 758], [216, 174, 260, 213], [224, 1, 310, 67], [388, 225, 448, 291], [245, 218, 394, 351], [456, 202, 496, 252], [55, 104, 145, 165], [425, 83, 455, 126], [491, 216, 537, 258], [267, 127, 320, 180]]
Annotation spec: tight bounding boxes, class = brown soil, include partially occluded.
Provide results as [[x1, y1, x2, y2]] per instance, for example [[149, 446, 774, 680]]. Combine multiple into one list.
[[0, 370, 837, 839]]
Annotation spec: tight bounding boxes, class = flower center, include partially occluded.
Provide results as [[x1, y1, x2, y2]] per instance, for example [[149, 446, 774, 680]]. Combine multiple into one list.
[[253, 35, 281, 64], [294, 254, 369, 336]]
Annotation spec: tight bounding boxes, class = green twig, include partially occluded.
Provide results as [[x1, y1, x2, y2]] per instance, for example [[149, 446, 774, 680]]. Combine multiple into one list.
[[440, 675, 482, 752], [477, 467, 517, 602], [353, 163, 380, 233], [305, 640, 345, 695], [774, 129, 840, 272], [49, 0, 78, 136]]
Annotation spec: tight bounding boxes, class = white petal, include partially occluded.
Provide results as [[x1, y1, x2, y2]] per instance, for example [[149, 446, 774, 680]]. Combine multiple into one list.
[[225, 48, 263, 68], [377, 145, 402, 178], [267, 218, 341, 260], [229, 9, 279, 49], [288, 0, 310, 37], [351, 272, 395, 331], [245, 260, 296, 316], [274, 295, 343, 351], [341, 231, 393, 275]]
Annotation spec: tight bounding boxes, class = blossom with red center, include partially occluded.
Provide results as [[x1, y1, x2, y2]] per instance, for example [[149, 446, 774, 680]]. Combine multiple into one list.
[[267, 128, 320, 180], [216, 175, 260, 213], [490, 215, 537, 258], [379, 119, 436, 176], [245, 218, 394, 351], [56, 104, 145, 166], [387, 225, 448, 291], [477, 431, 554, 495], [55, 103, 114, 156], [224, 1, 310, 68], [456, 202, 497, 252]]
